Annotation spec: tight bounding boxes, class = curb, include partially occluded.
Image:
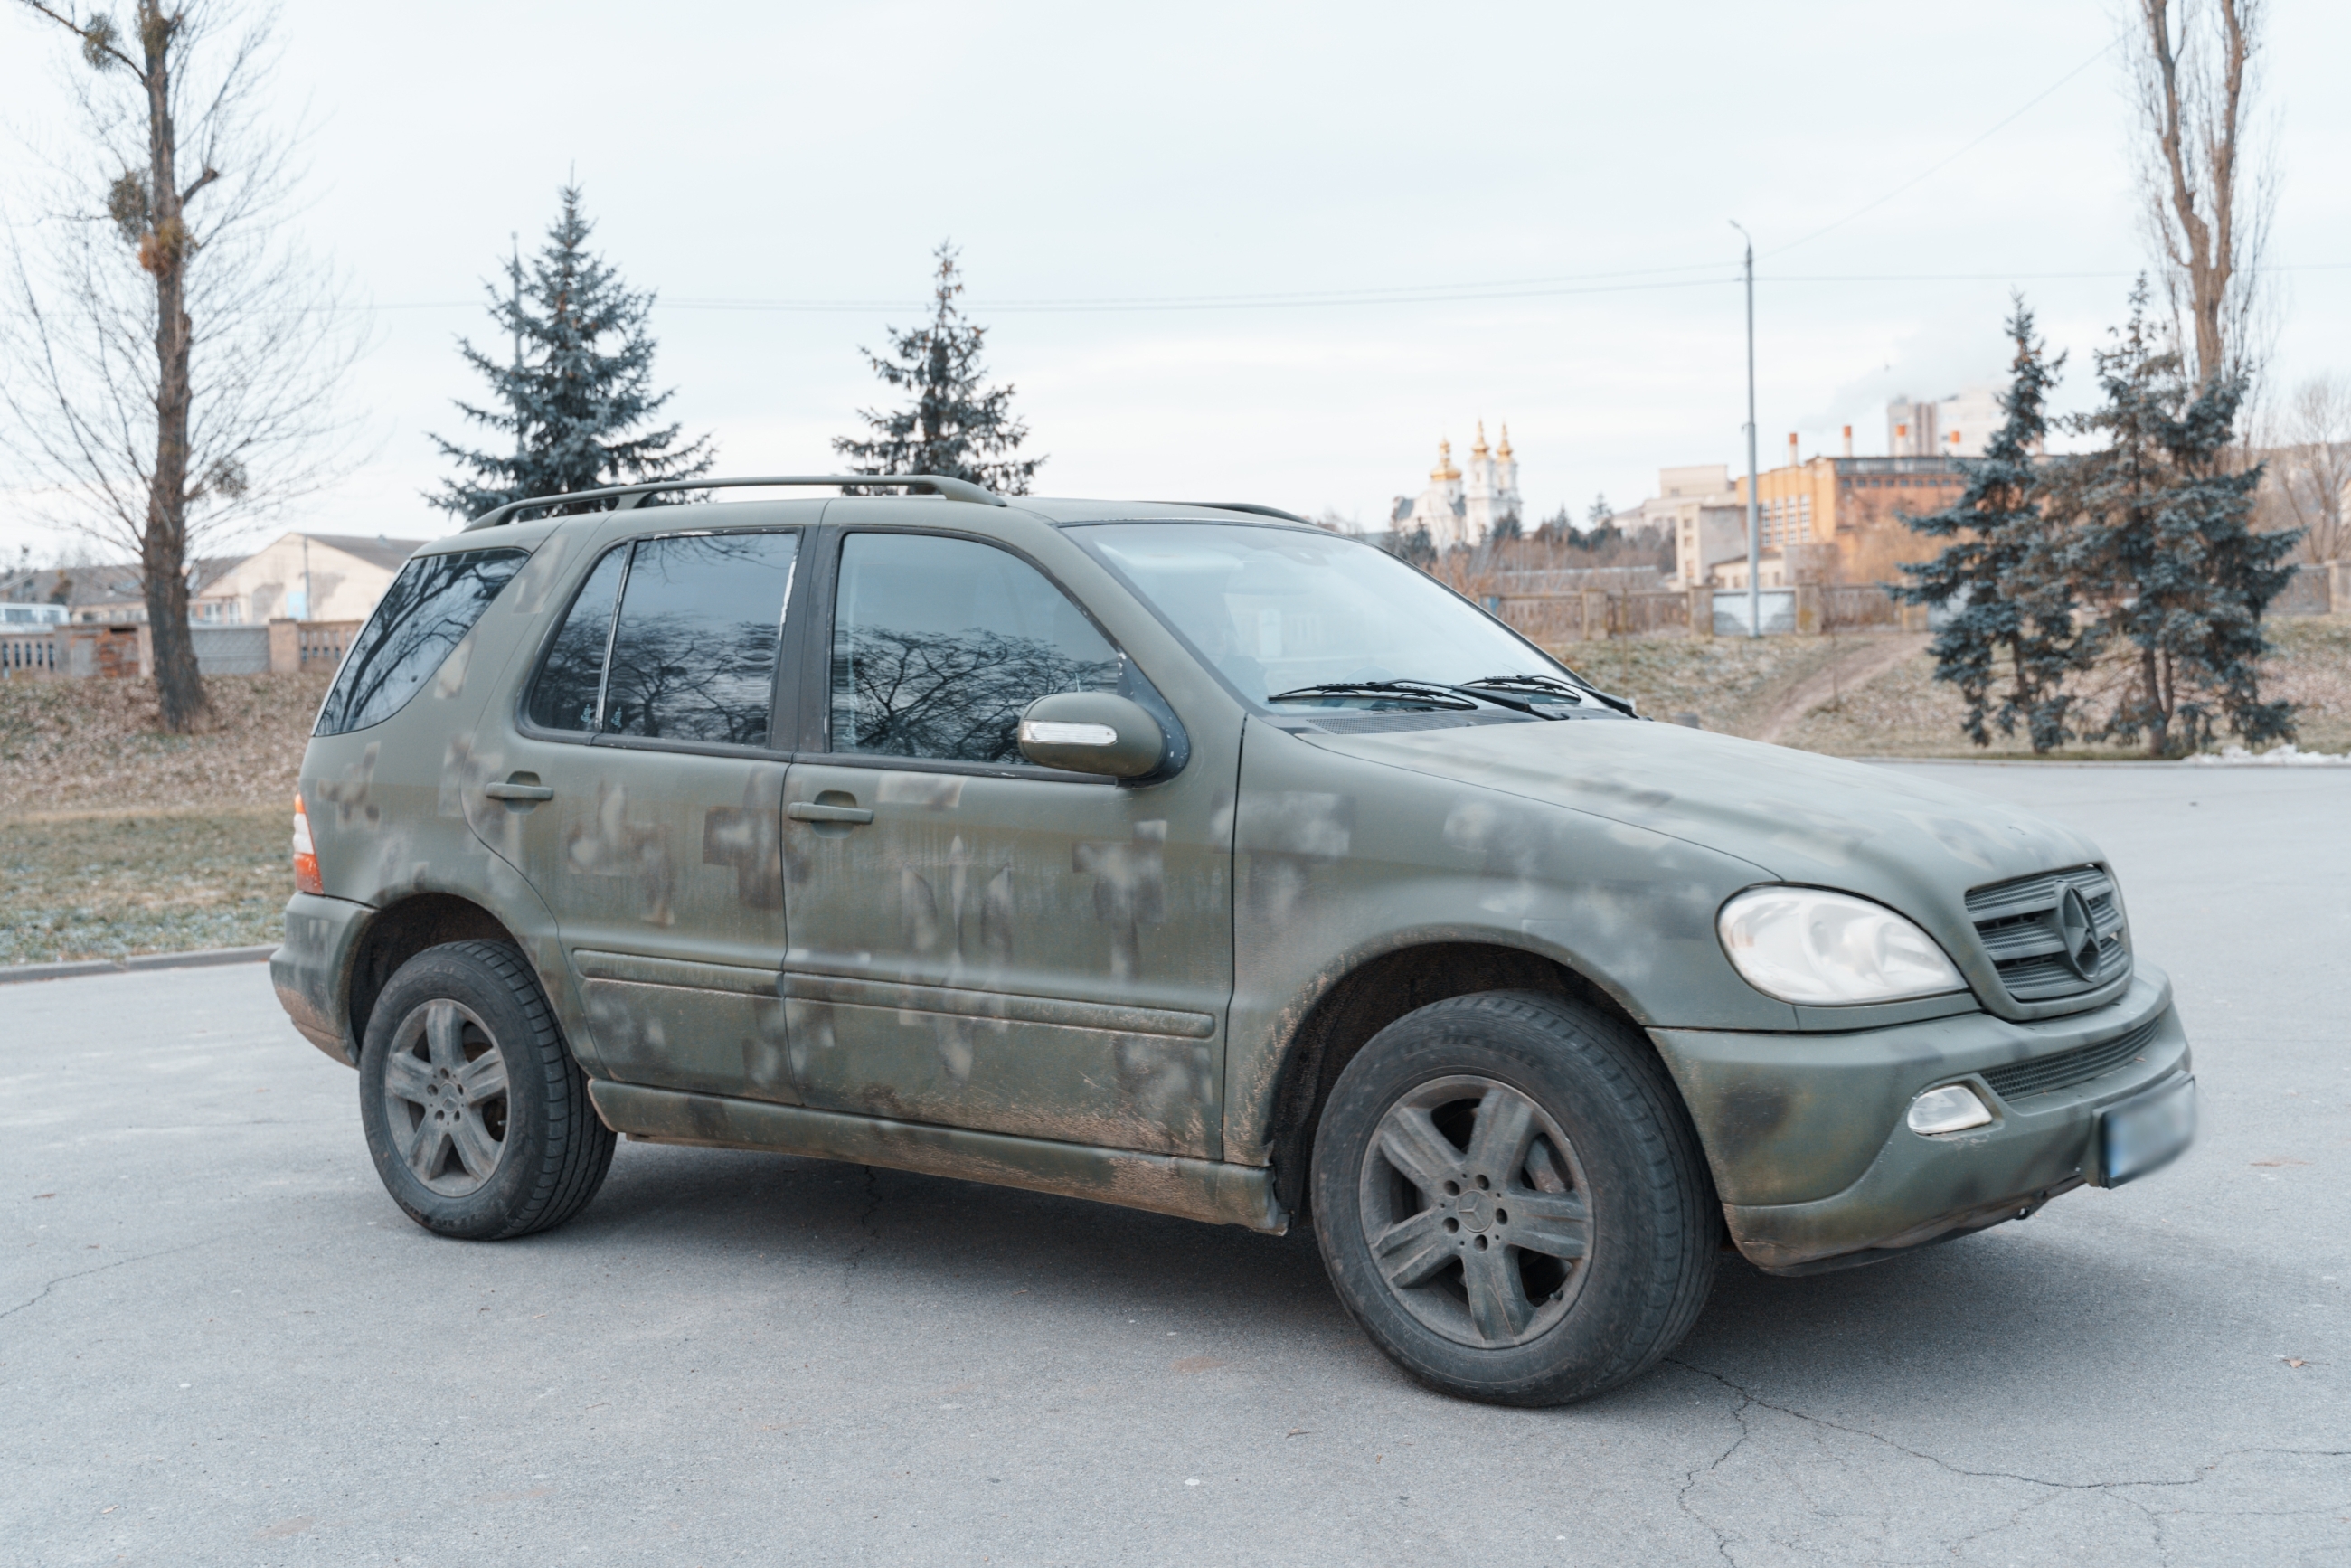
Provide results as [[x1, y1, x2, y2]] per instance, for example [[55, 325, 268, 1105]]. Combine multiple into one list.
[[0, 944, 277, 987]]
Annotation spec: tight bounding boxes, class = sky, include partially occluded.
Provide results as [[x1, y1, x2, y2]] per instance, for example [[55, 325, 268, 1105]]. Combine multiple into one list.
[[2, 0, 2346, 562]]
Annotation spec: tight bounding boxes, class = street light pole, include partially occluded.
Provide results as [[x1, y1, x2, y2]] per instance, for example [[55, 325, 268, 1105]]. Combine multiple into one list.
[[1731, 222, 1760, 638]]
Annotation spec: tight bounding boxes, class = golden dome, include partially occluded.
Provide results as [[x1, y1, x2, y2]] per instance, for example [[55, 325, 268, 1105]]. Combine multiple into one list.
[[1471, 420, 1490, 458], [1497, 421, 1513, 460], [1431, 439, 1460, 482]]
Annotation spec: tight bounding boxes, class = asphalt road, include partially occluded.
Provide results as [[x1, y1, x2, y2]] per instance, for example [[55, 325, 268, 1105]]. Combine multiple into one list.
[[5, 762, 2347, 1567]]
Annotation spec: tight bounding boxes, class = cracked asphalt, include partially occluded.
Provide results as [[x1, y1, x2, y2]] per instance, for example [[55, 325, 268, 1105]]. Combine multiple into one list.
[[5, 762, 2346, 1566]]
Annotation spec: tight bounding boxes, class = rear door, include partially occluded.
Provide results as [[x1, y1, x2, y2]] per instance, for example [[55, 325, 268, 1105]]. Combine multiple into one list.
[[779, 525, 1233, 1157], [476, 515, 808, 1101]]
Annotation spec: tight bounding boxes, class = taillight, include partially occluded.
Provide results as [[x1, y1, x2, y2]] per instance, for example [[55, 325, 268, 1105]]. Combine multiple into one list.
[[292, 791, 323, 895]]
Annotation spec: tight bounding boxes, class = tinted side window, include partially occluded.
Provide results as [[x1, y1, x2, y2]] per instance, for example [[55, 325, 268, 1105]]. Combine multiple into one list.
[[829, 533, 1120, 764], [601, 532, 798, 746], [524, 544, 628, 733], [316, 548, 528, 736]]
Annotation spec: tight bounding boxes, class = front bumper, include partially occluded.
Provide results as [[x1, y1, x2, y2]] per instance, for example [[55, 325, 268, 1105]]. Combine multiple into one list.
[[270, 891, 373, 1066], [1650, 968, 2189, 1273]]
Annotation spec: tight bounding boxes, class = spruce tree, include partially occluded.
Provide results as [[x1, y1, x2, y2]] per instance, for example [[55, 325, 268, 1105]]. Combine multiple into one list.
[[430, 186, 713, 518], [2064, 286, 2299, 756], [834, 242, 1043, 495], [1896, 300, 2085, 751]]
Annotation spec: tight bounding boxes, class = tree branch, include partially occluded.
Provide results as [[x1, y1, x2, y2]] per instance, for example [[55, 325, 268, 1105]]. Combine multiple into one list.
[[8, 0, 144, 79]]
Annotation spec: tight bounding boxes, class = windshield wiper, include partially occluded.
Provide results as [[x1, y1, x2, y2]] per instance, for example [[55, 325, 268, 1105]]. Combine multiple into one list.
[[1266, 680, 1478, 712], [1464, 672, 1639, 718]]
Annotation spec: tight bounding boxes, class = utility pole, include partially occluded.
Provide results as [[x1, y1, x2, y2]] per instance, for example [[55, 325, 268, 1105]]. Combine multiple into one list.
[[300, 534, 312, 623], [1731, 222, 1761, 638]]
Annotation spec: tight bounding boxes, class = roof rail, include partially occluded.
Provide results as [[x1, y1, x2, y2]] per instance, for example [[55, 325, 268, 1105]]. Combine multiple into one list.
[[460, 473, 1006, 532], [1154, 501, 1313, 524]]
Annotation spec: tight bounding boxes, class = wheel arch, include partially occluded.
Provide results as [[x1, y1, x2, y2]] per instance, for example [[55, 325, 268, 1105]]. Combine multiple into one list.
[[348, 893, 518, 1051], [1260, 940, 1657, 1220]]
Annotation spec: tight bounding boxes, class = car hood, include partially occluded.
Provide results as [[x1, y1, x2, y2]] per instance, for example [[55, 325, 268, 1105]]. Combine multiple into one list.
[[1298, 716, 2107, 991]]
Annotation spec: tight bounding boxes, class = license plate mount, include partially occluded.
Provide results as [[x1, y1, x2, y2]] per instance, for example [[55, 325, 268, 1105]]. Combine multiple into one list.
[[2097, 1074, 2195, 1188]]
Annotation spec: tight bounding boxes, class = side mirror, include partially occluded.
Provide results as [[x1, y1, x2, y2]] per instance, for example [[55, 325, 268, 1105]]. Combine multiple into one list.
[[1017, 692, 1166, 779]]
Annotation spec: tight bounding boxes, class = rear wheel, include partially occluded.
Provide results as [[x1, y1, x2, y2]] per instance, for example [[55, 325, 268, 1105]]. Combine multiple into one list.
[[357, 940, 615, 1240], [1311, 989, 1718, 1405]]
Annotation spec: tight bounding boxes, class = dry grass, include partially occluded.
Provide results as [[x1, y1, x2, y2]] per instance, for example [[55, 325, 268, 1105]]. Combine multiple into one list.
[[0, 805, 289, 966], [1775, 614, 2351, 759], [1550, 634, 1860, 739], [0, 669, 333, 815]]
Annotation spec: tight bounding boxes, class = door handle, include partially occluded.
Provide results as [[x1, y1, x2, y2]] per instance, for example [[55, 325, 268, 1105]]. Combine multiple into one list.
[[788, 801, 873, 825], [485, 779, 556, 802]]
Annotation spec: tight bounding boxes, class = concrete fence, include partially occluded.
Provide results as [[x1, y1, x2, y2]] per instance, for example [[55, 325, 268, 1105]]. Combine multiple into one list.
[[1491, 583, 1931, 642], [0, 618, 359, 682], [1493, 562, 2349, 645]]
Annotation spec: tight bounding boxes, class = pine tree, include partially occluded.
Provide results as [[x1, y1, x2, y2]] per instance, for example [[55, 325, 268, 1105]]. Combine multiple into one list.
[[1896, 300, 2085, 751], [833, 242, 1043, 495], [2064, 286, 2299, 757], [430, 186, 713, 517]]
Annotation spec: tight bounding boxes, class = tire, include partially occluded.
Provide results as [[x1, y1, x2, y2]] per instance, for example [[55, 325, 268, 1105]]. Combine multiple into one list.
[[357, 940, 615, 1241], [1310, 989, 1718, 1406]]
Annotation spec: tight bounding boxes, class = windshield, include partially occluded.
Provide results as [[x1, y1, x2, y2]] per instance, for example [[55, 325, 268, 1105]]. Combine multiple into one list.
[[1078, 523, 1580, 708]]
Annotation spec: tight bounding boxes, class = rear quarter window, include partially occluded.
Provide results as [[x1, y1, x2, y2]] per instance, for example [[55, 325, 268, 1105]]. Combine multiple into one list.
[[315, 547, 529, 736]]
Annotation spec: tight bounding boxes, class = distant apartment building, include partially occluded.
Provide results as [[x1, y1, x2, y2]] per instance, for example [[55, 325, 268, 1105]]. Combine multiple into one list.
[[1886, 387, 2002, 458], [1712, 450, 1968, 589], [1621, 439, 1969, 591]]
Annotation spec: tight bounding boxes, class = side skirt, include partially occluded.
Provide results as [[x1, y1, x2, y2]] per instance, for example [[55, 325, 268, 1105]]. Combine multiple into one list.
[[588, 1081, 1289, 1235]]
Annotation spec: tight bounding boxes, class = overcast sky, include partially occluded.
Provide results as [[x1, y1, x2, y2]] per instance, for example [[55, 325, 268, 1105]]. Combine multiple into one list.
[[3, 0, 2346, 561]]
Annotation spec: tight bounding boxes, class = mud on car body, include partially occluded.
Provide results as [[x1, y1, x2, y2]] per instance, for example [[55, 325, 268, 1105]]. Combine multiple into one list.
[[273, 475, 2194, 1405]]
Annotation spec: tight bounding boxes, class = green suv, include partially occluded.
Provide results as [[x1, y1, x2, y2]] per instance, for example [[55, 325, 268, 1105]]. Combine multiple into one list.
[[271, 475, 2194, 1405]]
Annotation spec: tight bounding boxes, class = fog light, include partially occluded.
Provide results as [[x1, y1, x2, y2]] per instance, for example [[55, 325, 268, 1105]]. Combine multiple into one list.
[[1908, 1083, 1994, 1136]]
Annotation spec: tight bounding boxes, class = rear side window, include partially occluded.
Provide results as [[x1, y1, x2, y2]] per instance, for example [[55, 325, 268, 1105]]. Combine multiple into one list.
[[524, 545, 627, 732], [829, 532, 1120, 764], [315, 548, 528, 736], [524, 531, 798, 747]]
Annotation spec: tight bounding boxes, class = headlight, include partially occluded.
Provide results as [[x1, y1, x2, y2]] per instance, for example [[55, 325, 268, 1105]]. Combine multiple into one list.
[[1718, 886, 1966, 1006]]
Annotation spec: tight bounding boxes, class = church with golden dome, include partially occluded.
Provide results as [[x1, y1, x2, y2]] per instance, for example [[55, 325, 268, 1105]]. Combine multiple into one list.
[[1391, 421, 1523, 549]]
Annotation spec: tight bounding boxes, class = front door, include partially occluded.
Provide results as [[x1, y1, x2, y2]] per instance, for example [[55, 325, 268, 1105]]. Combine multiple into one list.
[[476, 519, 806, 1101], [781, 527, 1232, 1157]]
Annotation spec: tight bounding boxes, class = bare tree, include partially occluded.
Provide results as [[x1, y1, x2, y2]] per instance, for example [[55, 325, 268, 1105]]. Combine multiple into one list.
[[1, 1, 360, 731], [2127, 0, 2276, 392], [2261, 374, 2351, 566]]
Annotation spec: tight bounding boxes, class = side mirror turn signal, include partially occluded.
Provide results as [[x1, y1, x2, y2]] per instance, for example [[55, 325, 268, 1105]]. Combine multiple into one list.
[[1017, 692, 1167, 779]]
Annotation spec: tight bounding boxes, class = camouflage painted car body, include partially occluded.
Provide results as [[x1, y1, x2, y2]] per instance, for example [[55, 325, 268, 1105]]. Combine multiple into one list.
[[272, 494, 2189, 1273]]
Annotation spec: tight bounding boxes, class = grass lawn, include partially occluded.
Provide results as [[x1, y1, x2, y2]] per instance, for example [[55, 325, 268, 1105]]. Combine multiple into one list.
[[1, 806, 289, 967]]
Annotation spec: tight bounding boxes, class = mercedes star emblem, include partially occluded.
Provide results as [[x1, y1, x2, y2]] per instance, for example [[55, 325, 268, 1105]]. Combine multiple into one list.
[[2054, 886, 2100, 980]]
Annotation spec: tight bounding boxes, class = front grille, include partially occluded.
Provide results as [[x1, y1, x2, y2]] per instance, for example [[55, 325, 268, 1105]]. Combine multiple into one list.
[[1965, 864, 2130, 1003], [1980, 1018, 2162, 1102]]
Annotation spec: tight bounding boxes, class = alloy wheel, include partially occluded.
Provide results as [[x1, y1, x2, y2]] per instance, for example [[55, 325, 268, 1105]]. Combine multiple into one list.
[[380, 998, 511, 1197], [1356, 1074, 1593, 1348]]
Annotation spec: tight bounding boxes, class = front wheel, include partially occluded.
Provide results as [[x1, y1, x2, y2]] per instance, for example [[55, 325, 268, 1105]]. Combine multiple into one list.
[[1311, 989, 1719, 1405], [357, 940, 615, 1240]]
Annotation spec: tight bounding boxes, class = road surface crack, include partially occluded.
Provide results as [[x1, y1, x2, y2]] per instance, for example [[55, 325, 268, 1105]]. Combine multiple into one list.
[[2, 1240, 208, 1320]]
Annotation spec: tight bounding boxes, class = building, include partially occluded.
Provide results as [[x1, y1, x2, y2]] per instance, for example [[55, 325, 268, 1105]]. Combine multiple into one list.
[[0, 557, 242, 623], [1886, 387, 2002, 458], [0, 531, 423, 626], [1707, 453, 1969, 589], [196, 532, 425, 623], [1393, 422, 1522, 549], [1602, 464, 1747, 588]]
